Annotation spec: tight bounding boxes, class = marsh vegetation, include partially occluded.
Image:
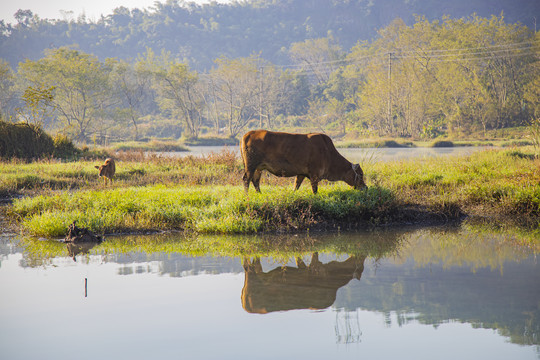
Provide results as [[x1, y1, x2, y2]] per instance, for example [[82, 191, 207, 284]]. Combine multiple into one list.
[[2, 147, 538, 240]]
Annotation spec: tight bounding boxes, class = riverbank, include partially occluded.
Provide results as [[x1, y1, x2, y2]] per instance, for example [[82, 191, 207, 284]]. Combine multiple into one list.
[[2, 147, 539, 239]]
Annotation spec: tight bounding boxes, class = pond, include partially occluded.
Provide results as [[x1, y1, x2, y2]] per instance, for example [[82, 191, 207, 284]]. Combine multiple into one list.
[[164, 145, 493, 163], [1, 226, 538, 360]]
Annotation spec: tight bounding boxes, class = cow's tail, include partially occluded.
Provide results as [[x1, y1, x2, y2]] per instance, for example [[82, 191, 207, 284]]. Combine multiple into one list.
[[240, 133, 248, 171]]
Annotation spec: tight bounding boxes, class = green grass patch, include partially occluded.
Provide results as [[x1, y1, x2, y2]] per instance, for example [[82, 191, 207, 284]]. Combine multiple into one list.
[[0, 149, 243, 196], [11, 185, 396, 237], [4, 147, 540, 237]]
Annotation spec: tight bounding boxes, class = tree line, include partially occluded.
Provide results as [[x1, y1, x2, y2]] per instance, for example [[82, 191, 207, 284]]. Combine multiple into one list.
[[2, 0, 537, 72], [0, 15, 538, 142]]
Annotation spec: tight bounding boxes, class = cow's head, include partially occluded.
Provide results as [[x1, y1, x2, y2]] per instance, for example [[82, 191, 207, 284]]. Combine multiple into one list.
[[352, 163, 367, 190], [94, 164, 107, 177]]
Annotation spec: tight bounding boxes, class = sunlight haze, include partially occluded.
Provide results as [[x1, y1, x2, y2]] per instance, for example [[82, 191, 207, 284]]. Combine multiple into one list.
[[0, 0, 231, 24]]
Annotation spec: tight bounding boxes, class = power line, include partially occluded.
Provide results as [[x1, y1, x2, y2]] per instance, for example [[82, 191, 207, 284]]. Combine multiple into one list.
[[196, 41, 538, 78], [284, 39, 537, 64], [394, 43, 539, 59], [398, 39, 538, 54], [266, 41, 538, 76]]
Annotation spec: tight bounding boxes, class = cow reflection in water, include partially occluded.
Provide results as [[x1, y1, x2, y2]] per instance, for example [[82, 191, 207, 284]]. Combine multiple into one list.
[[66, 242, 100, 261], [242, 253, 366, 314]]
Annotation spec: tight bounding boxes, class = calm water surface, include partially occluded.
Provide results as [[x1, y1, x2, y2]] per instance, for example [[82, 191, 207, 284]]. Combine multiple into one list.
[[166, 145, 493, 163], [0, 227, 538, 360]]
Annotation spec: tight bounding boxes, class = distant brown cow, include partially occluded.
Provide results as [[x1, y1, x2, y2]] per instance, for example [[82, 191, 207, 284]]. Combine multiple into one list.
[[240, 130, 367, 194], [94, 158, 115, 184]]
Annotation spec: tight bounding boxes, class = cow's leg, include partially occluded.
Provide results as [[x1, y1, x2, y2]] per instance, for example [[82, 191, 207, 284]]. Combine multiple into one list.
[[294, 175, 305, 190], [252, 170, 262, 193], [242, 171, 252, 193], [243, 257, 263, 273], [310, 178, 319, 194], [309, 252, 323, 274]]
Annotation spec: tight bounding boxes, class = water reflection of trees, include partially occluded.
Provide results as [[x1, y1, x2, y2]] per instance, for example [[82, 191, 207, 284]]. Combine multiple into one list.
[[16, 230, 403, 271], [333, 227, 540, 346]]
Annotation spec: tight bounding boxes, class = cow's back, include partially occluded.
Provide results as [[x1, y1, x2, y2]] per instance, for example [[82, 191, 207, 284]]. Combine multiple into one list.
[[241, 130, 329, 177], [102, 158, 116, 178]]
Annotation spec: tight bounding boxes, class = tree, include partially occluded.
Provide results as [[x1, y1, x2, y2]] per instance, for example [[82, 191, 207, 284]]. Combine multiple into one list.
[[14, 10, 35, 28], [18, 84, 55, 127], [345, 14, 536, 137], [0, 60, 17, 120], [141, 49, 204, 139], [110, 59, 153, 140], [17, 47, 113, 141], [210, 56, 260, 137], [273, 69, 310, 117], [289, 35, 344, 85]]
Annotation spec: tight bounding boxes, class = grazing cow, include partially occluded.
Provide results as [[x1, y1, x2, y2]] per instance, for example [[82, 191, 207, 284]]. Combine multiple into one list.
[[241, 253, 366, 313], [240, 130, 367, 194], [94, 158, 115, 184]]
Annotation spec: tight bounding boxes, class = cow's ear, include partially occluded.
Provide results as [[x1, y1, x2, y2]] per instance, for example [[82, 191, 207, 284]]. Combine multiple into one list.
[[94, 166, 100, 169]]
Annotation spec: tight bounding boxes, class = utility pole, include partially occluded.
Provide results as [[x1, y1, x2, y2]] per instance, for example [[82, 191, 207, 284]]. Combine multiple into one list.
[[259, 66, 264, 129], [387, 52, 393, 132]]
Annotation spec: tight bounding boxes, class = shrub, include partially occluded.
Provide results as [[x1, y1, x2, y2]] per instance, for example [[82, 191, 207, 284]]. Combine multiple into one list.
[[0, 120, 83, 160], [382, 140, 407, 148], [431, 140, 454, 148], [0, 120, 54, 159], [53, 134, 81, 159]]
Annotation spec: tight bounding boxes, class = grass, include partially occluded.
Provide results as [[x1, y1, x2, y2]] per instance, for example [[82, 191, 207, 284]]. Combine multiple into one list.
[[3, 147, 540, 238], [0, 148, 242, 197], [10, 185, 395, 237], [369, 148, 539, 219]]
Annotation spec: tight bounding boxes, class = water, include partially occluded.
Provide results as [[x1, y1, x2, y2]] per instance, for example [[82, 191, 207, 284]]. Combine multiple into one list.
[[165, 145, 492, 163], [1, 227, 538, 360]]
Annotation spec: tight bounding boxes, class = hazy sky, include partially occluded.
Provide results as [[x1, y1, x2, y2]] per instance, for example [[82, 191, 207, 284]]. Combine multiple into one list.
[[0, 0, 231, 24]]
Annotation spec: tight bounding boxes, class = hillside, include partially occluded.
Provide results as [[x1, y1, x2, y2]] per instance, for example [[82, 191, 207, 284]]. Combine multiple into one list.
[[1, 0, 538, 70]]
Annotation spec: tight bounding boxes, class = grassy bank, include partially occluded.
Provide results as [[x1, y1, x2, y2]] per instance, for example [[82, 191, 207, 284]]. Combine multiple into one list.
[[10, 185, 395, 237], [3, 147, 540, 238]]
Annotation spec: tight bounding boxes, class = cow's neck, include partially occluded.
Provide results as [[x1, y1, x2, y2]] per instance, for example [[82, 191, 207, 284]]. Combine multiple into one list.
[[326, 154, 353, 183]]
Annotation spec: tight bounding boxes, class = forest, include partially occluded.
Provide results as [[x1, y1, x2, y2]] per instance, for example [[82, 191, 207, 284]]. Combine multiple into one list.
[[0, 0, 539, 142]]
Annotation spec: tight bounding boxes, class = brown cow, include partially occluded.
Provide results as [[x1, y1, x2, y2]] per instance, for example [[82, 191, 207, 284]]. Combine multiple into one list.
[[241, 253, 366, 314], [240, 130, 367, 194], [94, 158, 116, 184]]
